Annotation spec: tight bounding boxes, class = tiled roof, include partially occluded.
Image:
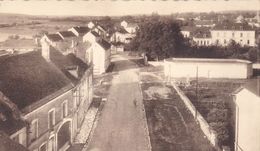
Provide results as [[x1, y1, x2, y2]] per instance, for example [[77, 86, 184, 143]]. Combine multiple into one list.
[[243, 78, 260, 97], [96, 39, 111, 50], [73, 26, 90, 35], [193, 31, 212, 38], [0, 51, 72, 110], [58, 31, 76, 38], [0, 131, 29, 151], [213, 23, 255, 31], [181, 26, 195, 32], [46, 34, 63, 42]]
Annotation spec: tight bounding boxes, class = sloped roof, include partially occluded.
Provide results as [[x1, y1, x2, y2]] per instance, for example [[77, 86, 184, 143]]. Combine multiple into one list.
[[58, 31, 76, 38], [0, 131, 29, 151], [49, 47, 89, 83], [181, 26, 195, 32], [193, 31, 212, 38], [91, 31, 100, 37], [46, 34, 63, 42], [96, 39, 111, 50], [0, 51, 72, 110], [243, 78, 260, 97], [117, 27, 129, 34], [72, 26, 90, 35], [213, 23, 255, 31], [127, 23, 138, 28]]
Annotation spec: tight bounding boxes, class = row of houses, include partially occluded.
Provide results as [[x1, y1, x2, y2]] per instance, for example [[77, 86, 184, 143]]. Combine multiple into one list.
[[0, 19, 138, 151], [181, 23, 257, 47], [41, 23, 111, 75], [0, 39, 93, 151]]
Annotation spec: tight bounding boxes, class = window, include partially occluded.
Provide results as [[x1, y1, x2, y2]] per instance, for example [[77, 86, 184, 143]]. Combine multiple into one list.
[[48, 109, 55, 129], [240, 33, 243, 37], [30, 119, 38, 142], [48, 136, 55, 151], [216, 39, 219, 44], [62, 101, 68, 118], [247, 40, 250, 45], [224, 39, 227, 44], [232, 32, 235, 37], [39, 143, 47, 151]]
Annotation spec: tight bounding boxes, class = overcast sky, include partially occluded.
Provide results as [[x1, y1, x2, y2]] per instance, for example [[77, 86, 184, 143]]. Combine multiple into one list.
[[0, 0, 259, 16]]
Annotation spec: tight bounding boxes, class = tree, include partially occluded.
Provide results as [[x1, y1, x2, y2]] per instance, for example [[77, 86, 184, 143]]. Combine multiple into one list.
[[128, 18, 185, 60]]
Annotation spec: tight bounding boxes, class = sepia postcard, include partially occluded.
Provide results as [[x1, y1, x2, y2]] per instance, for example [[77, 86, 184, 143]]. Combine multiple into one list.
[[0, 0, 259, 151]]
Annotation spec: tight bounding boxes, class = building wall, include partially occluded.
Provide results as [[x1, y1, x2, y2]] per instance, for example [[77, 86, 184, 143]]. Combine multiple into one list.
[[211, 30, 255, 46], [21, 68, 93, 151], [181, 31, 191, 38], [164, 58, 252, 79], [193, 37, 212, 46], [10, 127, 27, 147], [235, 89, 260, 151]]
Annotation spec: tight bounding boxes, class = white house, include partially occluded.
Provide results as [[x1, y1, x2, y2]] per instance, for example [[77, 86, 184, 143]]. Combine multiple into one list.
[[193, 31, 212, 46], [88, 21, 95, 29], [120, 20, 138, 34], [210, 23, 256, 46], [40, 34, 63, 48], [180, 26, 193, 38], [164, 58, 253, 79], [110, 28, 134, 44], [83, 31, 111, 75], [233, 78, 260, 151]]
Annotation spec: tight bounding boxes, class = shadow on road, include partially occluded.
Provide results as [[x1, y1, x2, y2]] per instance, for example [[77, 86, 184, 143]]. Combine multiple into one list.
[[110, 58, 146, 72]]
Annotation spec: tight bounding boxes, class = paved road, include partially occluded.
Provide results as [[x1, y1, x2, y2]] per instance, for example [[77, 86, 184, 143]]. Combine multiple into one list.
[[86, 54, 150, 151]]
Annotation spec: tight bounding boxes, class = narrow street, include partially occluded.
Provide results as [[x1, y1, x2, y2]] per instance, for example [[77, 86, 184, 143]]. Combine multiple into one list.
[[86, 54, 151, 151]]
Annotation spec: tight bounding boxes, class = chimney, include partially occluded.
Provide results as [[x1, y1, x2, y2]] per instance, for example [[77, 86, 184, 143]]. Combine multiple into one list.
[[41, 36, 51, 62]]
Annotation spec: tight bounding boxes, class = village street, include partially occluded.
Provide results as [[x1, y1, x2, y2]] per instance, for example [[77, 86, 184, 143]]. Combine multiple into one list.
[[85, 54, 151, 151]]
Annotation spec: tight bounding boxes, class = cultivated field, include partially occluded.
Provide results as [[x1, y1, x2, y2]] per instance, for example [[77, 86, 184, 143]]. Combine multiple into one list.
[[140, 71, 216, 151]]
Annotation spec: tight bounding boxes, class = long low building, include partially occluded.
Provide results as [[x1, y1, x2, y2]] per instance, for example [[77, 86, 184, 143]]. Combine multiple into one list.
[[164, 58, 253, 79]]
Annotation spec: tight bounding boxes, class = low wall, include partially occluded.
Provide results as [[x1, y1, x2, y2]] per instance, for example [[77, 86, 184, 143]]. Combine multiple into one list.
[[172, 82, 221, 150]]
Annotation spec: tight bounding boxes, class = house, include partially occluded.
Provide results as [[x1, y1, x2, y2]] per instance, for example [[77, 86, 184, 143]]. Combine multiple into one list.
[[233, 78, 260, 151], [83, 31, 111, 75], [211, 23, 256, 46], [68, 26, 90, 37], [180, 26, 193, 38], [164, 58, 253, 79], [0, 38, 93, 151], [120, 20, 138, 34], [87, 21, 95, 29], [110, 27, 134, 44], [193, 31, 212, 46]]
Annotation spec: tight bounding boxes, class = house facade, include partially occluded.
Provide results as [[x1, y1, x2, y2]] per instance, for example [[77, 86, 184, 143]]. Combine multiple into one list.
[[83, 31, 111, 75], [193, 31, 212, 46], [211, 23, 256, 46], [233, 78, 260, 151], [0, 38, 93, 151]]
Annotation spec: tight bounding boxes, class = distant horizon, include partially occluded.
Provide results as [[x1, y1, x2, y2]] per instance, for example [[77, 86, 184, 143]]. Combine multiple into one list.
[[0, 0, 259, 17]]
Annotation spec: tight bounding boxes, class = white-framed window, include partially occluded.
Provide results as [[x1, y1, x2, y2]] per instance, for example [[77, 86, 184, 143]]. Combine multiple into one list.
[[39, 142, 47, 151], [48, 136, 55, 151], [30, 119, 38, 142], [48, 109, 55, 129], [62, 100, 68, 118]]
